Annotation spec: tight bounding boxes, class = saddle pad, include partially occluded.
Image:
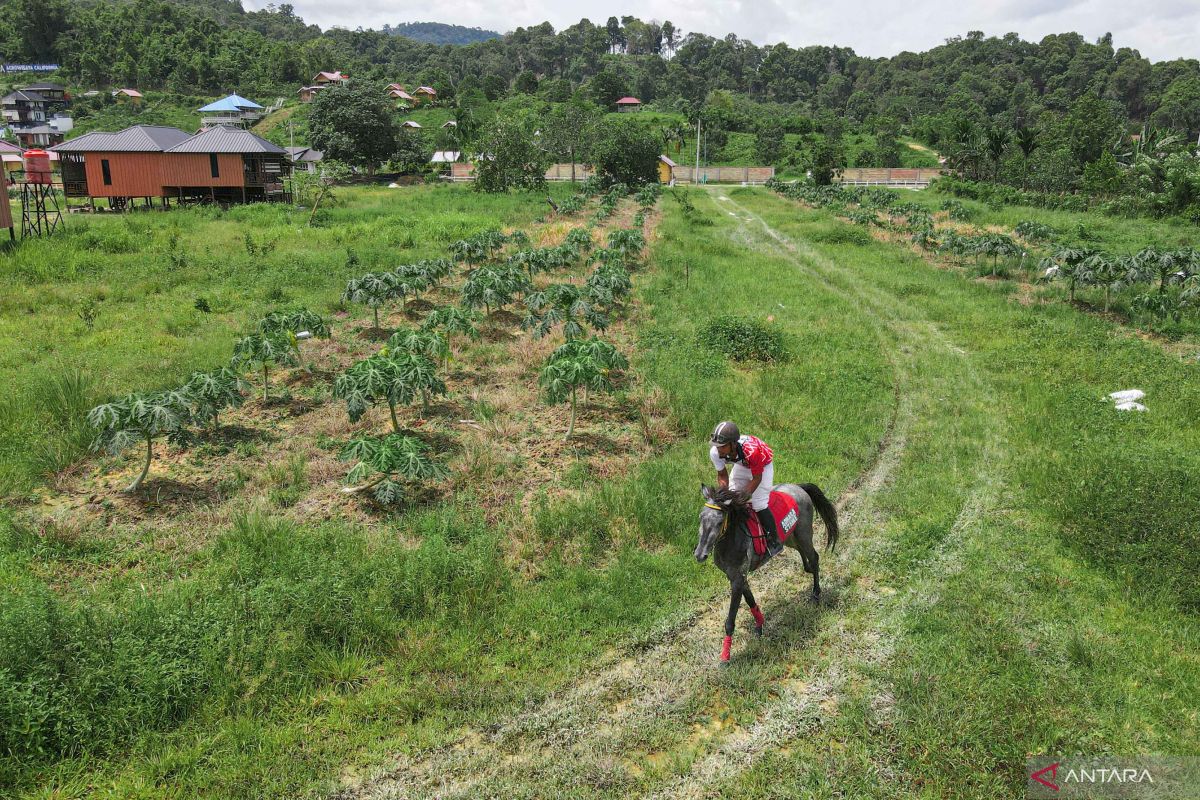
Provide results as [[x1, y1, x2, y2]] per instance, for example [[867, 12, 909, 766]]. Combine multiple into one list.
[[745, 490, 802, 555]]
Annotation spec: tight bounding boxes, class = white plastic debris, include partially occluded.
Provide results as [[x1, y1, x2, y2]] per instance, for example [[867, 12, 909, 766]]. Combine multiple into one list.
[[1108, 389, 1145, 403], [1043, 265, 1060, 278], [388, 182, 400, 188], [1115, 401, 1147, 412], [296, 331, 313, 340]]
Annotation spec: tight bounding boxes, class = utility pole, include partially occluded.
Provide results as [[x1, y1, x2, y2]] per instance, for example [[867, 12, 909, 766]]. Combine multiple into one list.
[[694, 117, 701, 184]]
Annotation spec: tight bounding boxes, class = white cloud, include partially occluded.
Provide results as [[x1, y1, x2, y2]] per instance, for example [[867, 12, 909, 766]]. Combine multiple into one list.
[[245, 0, 1199, 62]]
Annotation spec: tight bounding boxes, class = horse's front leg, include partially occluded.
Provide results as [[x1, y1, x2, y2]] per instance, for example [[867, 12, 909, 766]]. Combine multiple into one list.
[[722, 575, 745, 663], [742, 584, 764, 637]]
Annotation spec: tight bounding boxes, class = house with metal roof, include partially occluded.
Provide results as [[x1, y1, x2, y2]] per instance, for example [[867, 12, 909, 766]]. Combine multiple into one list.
[[52, 125, 194, 206], [313, 71, 348, 85], [412, 86, 437, 104], [197, 94, 266, 128], [285, 146, 324, 173], [162, 127, 291, 204], [615, 96, 643, 112], [51, 125, 292, 208]]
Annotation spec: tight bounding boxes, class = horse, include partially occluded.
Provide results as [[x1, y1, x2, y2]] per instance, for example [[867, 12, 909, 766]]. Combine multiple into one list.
[[696, 482, 839, 662]]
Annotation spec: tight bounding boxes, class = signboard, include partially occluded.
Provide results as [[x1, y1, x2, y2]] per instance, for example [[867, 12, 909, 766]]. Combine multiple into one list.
[[2, 64, 60, 73]]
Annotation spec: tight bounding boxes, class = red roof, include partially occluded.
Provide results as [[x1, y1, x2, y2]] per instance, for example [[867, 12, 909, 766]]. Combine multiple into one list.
[[615, 96, 642, 104]]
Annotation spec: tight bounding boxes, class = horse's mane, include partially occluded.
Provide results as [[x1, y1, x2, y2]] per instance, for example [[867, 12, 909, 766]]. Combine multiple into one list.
[[708, 486, 753, 520]]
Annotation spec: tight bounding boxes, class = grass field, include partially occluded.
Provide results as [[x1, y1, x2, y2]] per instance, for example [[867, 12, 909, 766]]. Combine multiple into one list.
[[2, 183, 1197, 798]]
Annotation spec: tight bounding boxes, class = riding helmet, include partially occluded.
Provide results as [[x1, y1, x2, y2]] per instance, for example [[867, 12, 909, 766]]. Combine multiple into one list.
[[710, 421, 740, 446]]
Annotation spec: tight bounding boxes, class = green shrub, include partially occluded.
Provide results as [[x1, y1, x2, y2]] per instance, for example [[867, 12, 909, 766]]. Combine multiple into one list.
[[696, 314, 788, 362]]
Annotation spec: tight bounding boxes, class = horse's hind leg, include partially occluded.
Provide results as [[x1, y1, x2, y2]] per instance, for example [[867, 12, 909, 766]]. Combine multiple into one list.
[[798, 534, 821, 600], [722, 575, 745, 663], [742, 584, 765, 637]]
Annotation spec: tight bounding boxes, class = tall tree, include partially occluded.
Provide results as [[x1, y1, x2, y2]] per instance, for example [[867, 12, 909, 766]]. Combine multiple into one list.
[[309, 83, 398, 174]]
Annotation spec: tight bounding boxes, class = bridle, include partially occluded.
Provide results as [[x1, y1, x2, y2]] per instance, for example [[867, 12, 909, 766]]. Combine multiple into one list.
[[704, 502, 731, 543]]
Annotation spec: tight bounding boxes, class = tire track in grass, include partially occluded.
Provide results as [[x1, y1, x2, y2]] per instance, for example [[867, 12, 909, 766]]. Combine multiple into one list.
[[333, 190, 993, 800], [640, 190, 1005, 800]]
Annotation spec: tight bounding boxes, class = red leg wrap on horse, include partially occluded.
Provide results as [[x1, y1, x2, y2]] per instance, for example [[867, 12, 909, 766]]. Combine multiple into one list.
[[750, 606, 765, 627], [720, 635, 732, 662]]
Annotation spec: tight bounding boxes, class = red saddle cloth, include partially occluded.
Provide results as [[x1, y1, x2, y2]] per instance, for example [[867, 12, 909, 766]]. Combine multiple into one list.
[[745, 491, 803, 555]]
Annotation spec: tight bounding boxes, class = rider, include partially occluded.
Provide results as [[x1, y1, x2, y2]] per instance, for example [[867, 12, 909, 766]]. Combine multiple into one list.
[[709, 421, 783, 557]]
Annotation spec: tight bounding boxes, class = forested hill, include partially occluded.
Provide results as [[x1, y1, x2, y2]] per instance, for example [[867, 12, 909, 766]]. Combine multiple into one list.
[[5, 0, 1200, 139], [382, 22, 500, 45]]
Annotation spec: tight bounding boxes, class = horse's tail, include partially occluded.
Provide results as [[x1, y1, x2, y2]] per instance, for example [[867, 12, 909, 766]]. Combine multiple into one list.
[[801, 483, 839, 552]]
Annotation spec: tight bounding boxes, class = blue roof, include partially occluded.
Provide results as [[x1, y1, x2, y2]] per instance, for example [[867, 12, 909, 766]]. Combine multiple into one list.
[[197, 93, 264, 113]]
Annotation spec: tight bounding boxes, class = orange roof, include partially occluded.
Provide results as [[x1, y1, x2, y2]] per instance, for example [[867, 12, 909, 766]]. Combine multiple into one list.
[[616, 96, 642, 104]]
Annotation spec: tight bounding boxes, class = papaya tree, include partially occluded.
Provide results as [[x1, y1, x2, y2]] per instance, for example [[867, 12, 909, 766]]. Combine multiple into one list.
[[461, 265, 531, 315], [1038, 247, 1095, 302], [974, 233, 1021, 277], [388, 265, 430, 308], [388, 328, 449, 374], [523, 283, 608, 340], [231, 331, 300, 403], [586, 263, 632, 310], [538, 337, 628, 440], [258, 308, 332, 363], [87, 389, 193, 492], [339, 433, 448, 504], [334, 351, 446, 432], [421, 306, 481, 367], [181, 367, 245, 431], [343, 272, 396, 330]]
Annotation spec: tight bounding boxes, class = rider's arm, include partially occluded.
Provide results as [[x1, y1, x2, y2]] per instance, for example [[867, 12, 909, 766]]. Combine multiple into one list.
[[710, 446, 730, 489], [716, 467, 729, 490], [743, 473, 763, 496]]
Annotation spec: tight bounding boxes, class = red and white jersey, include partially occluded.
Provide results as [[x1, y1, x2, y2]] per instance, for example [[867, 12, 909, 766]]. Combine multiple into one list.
[[710, 434, 774, 477]]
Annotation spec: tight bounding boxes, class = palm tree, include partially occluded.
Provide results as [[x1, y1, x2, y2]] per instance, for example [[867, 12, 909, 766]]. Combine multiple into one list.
[[984, 127, 1011, 181], [1014, 127, 1039, 188]]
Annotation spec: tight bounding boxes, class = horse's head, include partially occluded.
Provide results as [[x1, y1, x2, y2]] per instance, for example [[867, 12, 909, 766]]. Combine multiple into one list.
[[696, 484, 747, 562]]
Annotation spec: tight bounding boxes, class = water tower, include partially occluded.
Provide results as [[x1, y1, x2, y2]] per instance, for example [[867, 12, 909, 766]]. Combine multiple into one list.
[[20, 148, 62, 237]]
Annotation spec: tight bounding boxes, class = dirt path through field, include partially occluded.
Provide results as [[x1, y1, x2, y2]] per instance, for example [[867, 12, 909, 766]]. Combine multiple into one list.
[[332, 189, 1004, 799]]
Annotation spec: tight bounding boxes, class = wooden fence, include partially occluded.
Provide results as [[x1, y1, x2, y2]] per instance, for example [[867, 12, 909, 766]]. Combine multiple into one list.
[[446, 162, 595, 182]]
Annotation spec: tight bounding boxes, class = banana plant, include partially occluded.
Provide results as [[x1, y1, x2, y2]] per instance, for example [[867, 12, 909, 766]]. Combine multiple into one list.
[[231, 332, 299, 403], [181, 367, 246, 431], [339, 433, 447, 504], [539, 337, 628, 440], [87, 389, 193, 492]]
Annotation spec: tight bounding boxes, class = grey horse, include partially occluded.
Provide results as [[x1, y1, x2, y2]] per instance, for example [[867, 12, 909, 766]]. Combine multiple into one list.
[[696, 482, 839, 662]]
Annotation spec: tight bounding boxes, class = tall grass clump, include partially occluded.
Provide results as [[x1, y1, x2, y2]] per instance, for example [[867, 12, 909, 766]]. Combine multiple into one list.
[[0, 511, 510, 778], [696, 314, 788, 362]]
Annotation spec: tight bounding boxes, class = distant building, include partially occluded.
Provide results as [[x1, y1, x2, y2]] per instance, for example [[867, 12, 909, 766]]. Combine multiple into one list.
[[2, 90, 47, 126], [312, 71, 348, 86], [413, 86, 437, 104], [657, 154, 676, 183], [24, 82, 69, 105], [615, 96, 643, 112], [113, 88, 144, 105], [197, 94, 265, 128], [390, 89, 415, 102], [52, 124, 292, 208], [298, 86, 326, 103], [285, 146, 324, 174], [0, 139, 24, 177], [400, 120, 422, 129]]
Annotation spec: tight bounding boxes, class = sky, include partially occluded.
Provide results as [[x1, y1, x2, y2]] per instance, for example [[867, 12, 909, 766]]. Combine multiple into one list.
[[244, 0, 1198, 62]]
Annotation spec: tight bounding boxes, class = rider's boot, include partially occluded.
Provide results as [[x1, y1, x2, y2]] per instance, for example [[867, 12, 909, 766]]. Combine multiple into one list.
[[757, 508, 784, 557]]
